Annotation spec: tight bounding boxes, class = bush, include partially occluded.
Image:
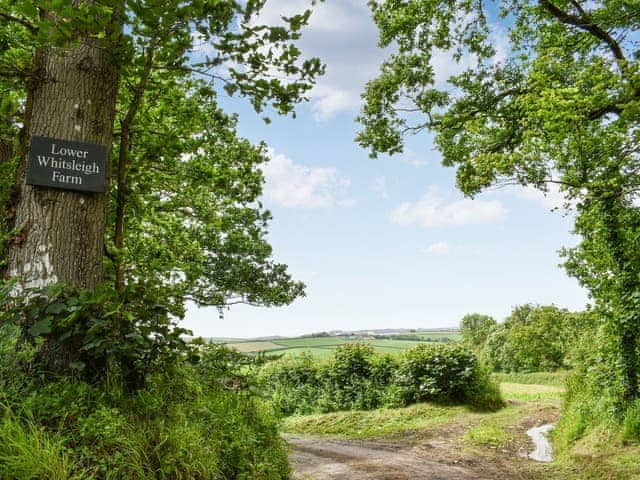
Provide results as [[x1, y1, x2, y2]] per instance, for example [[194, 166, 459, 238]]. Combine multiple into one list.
[[0, 281, 198, 390], [260, 343, 502, 415], [257, 353, 320, 416], [394, 343, 501, 409], [317, 344, 390, 412], [0, 329, 290, 480]]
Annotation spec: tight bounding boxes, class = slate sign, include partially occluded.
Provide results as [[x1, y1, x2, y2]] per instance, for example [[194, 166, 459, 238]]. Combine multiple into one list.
[[26, 136, 107, 193]]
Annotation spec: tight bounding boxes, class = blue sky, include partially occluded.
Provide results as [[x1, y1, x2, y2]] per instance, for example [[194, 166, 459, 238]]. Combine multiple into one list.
[[182, 0, 589, 338]]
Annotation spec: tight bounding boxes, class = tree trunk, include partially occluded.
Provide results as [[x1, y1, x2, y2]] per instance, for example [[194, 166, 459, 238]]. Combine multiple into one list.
[[0, 135, 15, 277], [620, 328, 639, 402], [7, 40, 119, 291], [599, 191, 640, 402], [0, 138, 11, 166]]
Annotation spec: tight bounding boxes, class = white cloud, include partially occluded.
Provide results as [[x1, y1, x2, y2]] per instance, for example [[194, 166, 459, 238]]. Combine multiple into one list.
[[372, 176, 389, 199], [261, 149, 351, 208], [400, 148, 428, 167], [389, 187, 507, 227], [244, 2, 511, 121], [253, 0, 389, 120], [517, 184, 567, 210], [423, 241, 450, 255]]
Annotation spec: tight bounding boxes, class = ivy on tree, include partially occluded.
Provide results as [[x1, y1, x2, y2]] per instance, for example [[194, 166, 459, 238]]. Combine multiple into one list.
[[358, 0, 640, 402]]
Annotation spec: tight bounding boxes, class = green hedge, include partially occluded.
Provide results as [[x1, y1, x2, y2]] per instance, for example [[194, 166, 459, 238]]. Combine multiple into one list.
[[259, 343, 502, 416]]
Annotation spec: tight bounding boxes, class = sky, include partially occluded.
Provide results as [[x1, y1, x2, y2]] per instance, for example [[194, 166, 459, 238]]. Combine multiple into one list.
[[182, 0, 590, 339]]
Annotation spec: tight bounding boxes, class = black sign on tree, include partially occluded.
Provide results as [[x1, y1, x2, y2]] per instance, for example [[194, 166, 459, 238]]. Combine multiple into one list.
[[26, 135, 107, 193]]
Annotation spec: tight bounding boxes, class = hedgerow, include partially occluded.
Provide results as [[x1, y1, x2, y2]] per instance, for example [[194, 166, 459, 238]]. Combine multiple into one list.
[[259, 342, 502, 416]]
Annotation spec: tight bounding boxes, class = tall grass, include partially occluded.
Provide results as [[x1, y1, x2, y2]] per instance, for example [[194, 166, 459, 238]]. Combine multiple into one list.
[[0, 408, 79, 480], [491, 371, 569, 387], [0, 326, 290, 480]]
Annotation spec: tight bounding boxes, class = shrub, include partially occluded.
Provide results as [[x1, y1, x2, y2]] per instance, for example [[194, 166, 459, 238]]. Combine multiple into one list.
[[0, 330, 290, 480], [260, 342, 502, 415], [1, 282, 196, 390], [257, 353, 320, 416], [317, 343, 387, 412], [395, 344, 499, 406]]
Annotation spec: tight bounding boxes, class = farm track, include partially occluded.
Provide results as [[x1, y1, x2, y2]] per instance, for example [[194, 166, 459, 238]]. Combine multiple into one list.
[[286, 400, 560, 480], [287, 435, 536, 480]]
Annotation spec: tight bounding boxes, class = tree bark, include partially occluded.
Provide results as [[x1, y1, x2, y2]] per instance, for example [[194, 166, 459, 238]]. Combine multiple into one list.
[[7, 39, 120, 291], [0, 138, 11, 165]]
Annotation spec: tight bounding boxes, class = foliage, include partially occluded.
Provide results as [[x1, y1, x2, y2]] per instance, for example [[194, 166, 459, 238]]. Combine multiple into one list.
[[1, 0, 323, 335], [460, 313, 496, 351], [1, 281, 195, 388], [0, 327, 289, 480], [108, 77, 306, 317], [395, 343, 501, 409], [257, 353, 321, 416], [471, 304, 582, 373], [480, 323, 509, 372], [358, 0, 640, 405], [259, 342, 502, 416], [318, 344, 397, 412], [554, 315, 629, 445], [0, 4, 324, 473]]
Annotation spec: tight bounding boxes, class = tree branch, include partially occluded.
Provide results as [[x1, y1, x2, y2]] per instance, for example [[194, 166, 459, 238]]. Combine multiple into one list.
[[538, 0, 626, 65], [0, 11, 37, 33], [588, 102, 624, 120], [114, 38, 158, 292]]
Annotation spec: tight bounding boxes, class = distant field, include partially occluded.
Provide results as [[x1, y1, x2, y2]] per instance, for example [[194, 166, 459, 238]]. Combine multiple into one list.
[[412, 330, 460, 341], [219, 331, 460, 357], [225, 341, 284, 353], [272, 337, 353, 348]]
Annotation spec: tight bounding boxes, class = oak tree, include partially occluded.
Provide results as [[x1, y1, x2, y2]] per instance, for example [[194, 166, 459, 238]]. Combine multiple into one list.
[[1, 0, 320, 296], [0, 0, 322, 376], [358, 0, 640, 401]]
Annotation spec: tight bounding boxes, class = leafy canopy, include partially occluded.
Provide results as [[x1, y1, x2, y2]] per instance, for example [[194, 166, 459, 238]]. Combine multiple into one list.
[[358, 0, 640, 402], [1, 0, 325, 312]]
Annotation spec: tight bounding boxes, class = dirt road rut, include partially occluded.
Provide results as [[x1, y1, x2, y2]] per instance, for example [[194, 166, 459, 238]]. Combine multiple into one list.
[[288, 435, 534, 480]]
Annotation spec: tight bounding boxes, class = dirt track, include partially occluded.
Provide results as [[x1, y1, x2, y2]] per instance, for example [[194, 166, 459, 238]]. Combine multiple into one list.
[[286, 403, 559, 480], [288, 435, 535, 480]]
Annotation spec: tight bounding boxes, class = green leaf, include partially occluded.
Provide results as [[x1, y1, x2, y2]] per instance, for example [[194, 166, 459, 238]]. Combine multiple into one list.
[[45, 301, 66, 315], [29, 318, 52, 337]]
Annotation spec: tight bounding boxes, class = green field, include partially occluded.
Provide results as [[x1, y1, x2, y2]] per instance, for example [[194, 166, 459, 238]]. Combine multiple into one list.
[[411, 330, 460, 341], [220, 330, 460, 357]]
